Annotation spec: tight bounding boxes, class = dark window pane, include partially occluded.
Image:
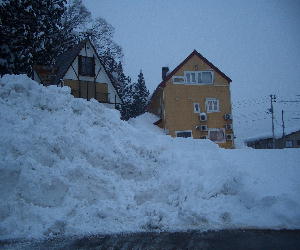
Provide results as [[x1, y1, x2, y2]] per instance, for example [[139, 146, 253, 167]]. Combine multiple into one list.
[[198, 73, 202, 83], [202, 72, 212, 83], [209, 129, 225, 142], [177, 131, 192, 138], [80, 56, 94, 76]]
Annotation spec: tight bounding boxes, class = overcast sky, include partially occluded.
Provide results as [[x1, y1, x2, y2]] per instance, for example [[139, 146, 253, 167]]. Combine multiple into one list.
[[84, 0, 300, 140], [84, 0, 300, 99]]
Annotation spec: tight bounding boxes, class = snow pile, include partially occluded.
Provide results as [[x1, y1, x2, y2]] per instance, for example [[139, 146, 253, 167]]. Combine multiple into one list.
[[128, 113, 164, 134], [0, 75, 300, 240]]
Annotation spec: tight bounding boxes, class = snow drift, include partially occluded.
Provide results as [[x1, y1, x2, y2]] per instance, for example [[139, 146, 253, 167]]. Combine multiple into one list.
[[0, 75, 300, 240]]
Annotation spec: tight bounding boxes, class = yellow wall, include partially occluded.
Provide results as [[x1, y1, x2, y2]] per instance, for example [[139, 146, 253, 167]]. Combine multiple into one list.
[[148, 87, 163, 117], [149, 54, 234, 149]]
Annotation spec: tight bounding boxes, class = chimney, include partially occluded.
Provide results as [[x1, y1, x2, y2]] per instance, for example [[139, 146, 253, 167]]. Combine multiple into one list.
[[162, 67, 169, 80]]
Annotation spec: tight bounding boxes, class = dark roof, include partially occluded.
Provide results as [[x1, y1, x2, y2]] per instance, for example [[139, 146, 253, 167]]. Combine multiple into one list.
[[52, 40, 86, 85], [153, 119, 162, 125], [151, 50, 232, 97]]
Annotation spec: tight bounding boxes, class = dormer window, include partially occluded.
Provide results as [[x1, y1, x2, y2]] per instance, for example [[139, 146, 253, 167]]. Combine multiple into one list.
[[78, 55, 95, 76]]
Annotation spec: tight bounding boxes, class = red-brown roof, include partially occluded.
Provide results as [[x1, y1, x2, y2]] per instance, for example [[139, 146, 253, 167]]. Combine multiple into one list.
[[153, 119, 162, 125], [152, 50, 232, 97]]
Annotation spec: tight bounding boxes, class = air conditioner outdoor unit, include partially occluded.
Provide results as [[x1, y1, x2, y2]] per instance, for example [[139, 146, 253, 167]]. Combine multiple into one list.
[[226, 134, 233, 141], [224, 113, 232, 120], [199, 112, 207, 121], [200, 135, 208, 139], [225, 124, 233, 130]]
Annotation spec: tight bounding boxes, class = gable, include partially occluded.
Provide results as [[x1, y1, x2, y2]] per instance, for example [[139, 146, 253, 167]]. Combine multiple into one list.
[[62, 40, 122, 103], [151, 50, 231, 98]]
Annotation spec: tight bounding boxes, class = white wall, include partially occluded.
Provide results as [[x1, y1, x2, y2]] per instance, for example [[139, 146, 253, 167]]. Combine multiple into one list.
[[63, 40, 121, 104]]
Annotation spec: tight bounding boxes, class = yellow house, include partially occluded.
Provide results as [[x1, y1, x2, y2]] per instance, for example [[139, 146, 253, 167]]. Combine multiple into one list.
[[148, 50, 234, 149]]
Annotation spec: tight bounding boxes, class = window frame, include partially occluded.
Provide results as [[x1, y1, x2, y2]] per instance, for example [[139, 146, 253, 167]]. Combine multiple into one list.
[[172, 76, 185, 84], [78, 55, 95, 77], [208, 128, 225, 143], [184, 71, 214, 85], [205, 98, 220, 113], [193, 103, 201, 113], [176, 130, 193, 138]]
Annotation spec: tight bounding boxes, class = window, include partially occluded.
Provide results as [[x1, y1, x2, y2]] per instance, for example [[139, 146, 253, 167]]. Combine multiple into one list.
[[297, 140, 300, 146], [184, 71, 213, 84], [78, 56, 95, 76], [173, 76, 185, 83], [176, 131, 192, 138], [285, 140, 293, 148], [208, 128, 225, 143], [202, 72, 212, 83], [193, 103, 200, 113], [206, 98, 219, 113]]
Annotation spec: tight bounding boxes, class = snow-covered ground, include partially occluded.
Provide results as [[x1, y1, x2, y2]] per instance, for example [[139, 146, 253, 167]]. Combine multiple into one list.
[[0, 75, 299, 240]]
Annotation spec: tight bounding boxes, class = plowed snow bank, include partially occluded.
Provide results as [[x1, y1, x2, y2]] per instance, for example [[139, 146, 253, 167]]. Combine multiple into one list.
[[0, 75, 299, 240]]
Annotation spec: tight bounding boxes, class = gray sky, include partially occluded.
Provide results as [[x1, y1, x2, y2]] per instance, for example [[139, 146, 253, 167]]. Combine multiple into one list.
[[84, 0, 300, 140]]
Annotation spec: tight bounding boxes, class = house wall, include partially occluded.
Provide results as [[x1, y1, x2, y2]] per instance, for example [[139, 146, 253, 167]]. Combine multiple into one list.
[[247, 131, 300, 149], [285, 131, 300, 148], [148, 87, 164, 118], [63, 40, 121, 105], [151, 54, 234, 149]]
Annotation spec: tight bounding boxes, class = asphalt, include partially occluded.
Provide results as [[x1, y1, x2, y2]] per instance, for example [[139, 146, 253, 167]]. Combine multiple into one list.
[[1, 229, 300, 250]]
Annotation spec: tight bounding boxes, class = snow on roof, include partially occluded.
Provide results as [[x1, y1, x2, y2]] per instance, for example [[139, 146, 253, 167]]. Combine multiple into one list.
[[244, 126, 300, 143]]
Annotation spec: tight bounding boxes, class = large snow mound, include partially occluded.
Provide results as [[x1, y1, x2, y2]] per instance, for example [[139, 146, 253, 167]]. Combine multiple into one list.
[[0, 75, 300, 240]]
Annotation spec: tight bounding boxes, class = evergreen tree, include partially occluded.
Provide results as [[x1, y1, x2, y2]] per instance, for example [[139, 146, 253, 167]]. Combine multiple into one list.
[[0, 0, 66, 76], [131, 70, 150, 117], [121, 70, 149, 120], [120, 77, 134, 120], [0, 0, 129, 111]]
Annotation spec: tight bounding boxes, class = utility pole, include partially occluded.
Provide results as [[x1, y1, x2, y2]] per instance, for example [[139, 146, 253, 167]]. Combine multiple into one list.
[[281, 110, 285, 148], [281, 110, 285, 138], [270, 95, 276, 149]]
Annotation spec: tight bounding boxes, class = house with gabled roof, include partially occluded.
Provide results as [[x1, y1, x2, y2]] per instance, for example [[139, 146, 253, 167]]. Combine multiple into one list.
[[245, 128, 300, 149], [33, 39, 122, 109], [148, 50, 234, 149]]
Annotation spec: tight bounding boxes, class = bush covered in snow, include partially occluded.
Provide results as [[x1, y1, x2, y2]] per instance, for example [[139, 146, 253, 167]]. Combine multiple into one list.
[[0, 75, 299, 240]]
